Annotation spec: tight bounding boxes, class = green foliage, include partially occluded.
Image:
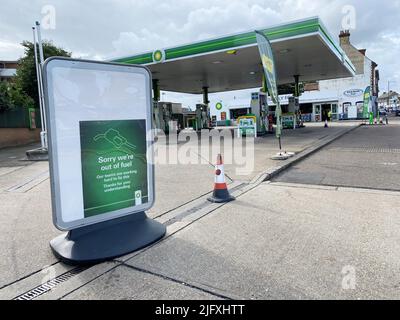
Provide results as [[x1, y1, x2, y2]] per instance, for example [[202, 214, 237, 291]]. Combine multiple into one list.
[[14, 40, 71, 108], [0, 82, 12, 111], [0, 81, 35, 112]]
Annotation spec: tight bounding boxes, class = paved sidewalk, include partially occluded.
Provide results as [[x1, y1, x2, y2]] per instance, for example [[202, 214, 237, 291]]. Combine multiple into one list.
[[0, 121, 361, 299], [53, 182, 400, 300], [121, 182, 400, 300]]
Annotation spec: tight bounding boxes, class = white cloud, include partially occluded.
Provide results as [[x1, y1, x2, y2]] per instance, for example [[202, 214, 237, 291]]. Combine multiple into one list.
[[108, 1, 281, 59], [0, 39, 24, 60]]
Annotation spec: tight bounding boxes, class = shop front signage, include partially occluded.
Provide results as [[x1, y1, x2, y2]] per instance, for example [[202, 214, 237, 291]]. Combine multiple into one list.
[[343, 89, 363, 97]]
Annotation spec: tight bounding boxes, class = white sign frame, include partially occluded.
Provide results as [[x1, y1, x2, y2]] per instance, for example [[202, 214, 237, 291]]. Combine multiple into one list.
[[43, 57, 155, 231]]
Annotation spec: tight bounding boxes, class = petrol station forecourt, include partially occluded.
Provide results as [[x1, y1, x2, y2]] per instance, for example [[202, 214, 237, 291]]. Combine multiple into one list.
[[112, 16, 356, 133], [5, 15, 400, 301]]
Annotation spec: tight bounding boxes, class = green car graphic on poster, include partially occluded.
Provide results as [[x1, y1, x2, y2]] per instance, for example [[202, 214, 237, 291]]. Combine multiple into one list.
[[80, 119, 148, 217]]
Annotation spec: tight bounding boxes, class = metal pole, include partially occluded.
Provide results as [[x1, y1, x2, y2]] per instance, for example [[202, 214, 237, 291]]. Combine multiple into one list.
[[32, 27, 46, 150], [35, 21, 47, 148], [202, 87, 210, 128], [35, 21, 45, 64]]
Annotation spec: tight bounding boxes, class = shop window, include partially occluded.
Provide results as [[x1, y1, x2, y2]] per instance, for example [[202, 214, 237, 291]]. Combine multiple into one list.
[[343, 102, 351, 113], [300, 103, 313, 114], [230, 108, 249, 120]]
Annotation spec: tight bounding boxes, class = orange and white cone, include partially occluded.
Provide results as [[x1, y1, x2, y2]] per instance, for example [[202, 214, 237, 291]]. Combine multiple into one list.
[[207, 154, 235, 203]]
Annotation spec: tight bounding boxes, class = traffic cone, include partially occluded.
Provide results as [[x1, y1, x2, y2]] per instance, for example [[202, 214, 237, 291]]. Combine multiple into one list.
[[207, 154, 235, 203]]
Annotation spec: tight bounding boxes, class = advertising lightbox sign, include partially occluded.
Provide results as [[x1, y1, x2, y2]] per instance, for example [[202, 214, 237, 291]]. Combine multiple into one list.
[[43, 58, 154, 230]]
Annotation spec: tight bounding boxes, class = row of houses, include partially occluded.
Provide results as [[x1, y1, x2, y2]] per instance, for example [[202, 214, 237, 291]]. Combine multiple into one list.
[[378, 91, 399, 110]]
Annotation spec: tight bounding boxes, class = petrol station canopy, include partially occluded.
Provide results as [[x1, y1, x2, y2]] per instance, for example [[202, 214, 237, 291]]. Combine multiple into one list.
[[112, 17, 356, 94]]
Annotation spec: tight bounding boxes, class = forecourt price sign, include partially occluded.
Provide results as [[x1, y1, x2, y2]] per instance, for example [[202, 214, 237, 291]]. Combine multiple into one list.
[[43, 57, 165, 264]]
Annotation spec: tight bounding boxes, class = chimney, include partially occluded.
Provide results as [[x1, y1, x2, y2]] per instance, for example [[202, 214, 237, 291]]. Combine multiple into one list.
[[359, 49, 366, 56], [339, 30, 350, 46]]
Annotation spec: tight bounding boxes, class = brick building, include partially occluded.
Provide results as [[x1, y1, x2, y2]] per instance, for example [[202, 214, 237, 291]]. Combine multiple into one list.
[[0, 61, 19, 82]]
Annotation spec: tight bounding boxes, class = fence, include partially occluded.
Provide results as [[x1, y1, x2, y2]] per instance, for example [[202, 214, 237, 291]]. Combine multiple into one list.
[[0, 107, 41, 128]]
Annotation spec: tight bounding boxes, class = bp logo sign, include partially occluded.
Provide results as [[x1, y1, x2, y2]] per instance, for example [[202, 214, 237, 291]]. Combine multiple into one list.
[[152, 49, 165, 63], [216, 102, 223, 110], [135, 190, 142, 206]]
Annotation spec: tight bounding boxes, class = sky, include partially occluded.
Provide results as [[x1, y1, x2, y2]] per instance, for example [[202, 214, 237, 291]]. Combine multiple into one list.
[[1, 0, 399, 108]]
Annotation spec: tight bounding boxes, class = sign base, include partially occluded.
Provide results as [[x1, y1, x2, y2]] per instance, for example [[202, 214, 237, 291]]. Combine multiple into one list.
[[26, 148, 48, 161], [50, 212, 166, 265], [271, 151, 295, 160]]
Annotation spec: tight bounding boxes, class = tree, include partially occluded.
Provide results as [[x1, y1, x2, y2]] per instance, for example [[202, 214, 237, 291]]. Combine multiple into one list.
[[0, 81, 35, 112], [14, 40, 71, 109], [0, 82, 12, 112]]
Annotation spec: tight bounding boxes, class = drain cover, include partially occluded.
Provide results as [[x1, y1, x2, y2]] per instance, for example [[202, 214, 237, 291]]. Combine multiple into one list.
[[13, 267, 87, 300]]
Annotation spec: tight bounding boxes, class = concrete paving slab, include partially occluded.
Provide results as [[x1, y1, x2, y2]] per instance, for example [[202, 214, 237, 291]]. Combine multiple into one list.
[[148, 161, 215, 219], [0, 166, 24, 177], [37, 261, 120, 300], [116, 181, 246, 263], [0, 161, 49, 192], [125, 182, 400, 300], [270, 181, 337, 190], [337, 186, 400, 197], [0, 179, 62, 289], [62, 264, 220, 300], [0, 262, 73, 300]]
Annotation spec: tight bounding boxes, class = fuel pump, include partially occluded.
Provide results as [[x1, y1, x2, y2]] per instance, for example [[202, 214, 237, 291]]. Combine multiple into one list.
[[288, 96, 300, 129], [250, 91, 268, 135], [154, 102, 183, 134], [195, 104, 210, 130]]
